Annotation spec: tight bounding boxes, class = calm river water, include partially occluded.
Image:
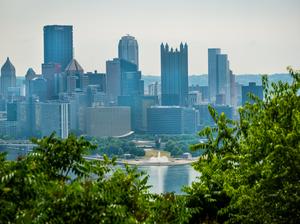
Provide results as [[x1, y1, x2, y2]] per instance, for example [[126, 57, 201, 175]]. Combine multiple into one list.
[[2, 148, 200, 194]]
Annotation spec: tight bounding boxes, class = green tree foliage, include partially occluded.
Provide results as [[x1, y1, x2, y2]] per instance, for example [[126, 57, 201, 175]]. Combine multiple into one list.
[[0, 133, 190, 223], [96, 137, 145, 157], [185, 68, 300, 223]]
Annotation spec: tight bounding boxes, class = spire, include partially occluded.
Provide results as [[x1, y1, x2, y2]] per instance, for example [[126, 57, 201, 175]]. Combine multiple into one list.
[[180, 42, 183, 50], [1, 57, 16, 74], [165, 43, 169, 51]]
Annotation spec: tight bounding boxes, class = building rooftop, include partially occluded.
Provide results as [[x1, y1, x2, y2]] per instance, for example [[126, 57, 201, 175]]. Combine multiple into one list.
[[25, 68, 37, 80], [65, 59, 84, 74], [1, 57, 15, 74]]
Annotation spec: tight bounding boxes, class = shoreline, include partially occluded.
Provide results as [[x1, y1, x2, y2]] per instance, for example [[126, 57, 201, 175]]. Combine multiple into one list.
[[116, 158, 198, 166]]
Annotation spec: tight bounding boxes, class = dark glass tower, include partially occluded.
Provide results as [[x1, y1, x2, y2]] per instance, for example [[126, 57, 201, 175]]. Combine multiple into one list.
[[43, 25, 73, 70], [160, 43, 188, 106]]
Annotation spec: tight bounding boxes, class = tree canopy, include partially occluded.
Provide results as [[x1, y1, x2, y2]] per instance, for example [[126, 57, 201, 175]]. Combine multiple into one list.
[[185, 68, 300, 223]]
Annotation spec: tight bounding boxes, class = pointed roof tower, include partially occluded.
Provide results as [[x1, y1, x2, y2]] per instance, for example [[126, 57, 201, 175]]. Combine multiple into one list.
[[1, 57, 16, 76], [65, 59, 84, 75], [25, 68, 37, 80]]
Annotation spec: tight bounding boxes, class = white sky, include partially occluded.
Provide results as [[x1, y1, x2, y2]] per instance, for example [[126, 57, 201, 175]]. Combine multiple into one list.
[[0, 0, 299, 76]]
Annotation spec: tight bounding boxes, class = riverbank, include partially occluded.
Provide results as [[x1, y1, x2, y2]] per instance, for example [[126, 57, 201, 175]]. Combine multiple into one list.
[[117, 158, 198, 166]]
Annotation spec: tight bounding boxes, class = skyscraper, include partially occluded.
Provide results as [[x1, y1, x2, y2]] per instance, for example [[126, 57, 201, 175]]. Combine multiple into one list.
[[43, 25, 73, 70], [160, 43, 188, 106], [242, 82, 263, 105], [106, 58, 137, 104], [35, 102, 69, 138], [1, 57, 16, 98], [118, 35, 139, 69], [25, 68, 37, 98], [208, 48, 231, 105], [208, 48, 220, 103]]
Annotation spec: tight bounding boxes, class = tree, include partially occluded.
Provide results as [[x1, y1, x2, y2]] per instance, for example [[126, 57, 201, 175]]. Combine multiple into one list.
[[0, 133, 189, 223], [185, 68, 300, 223]]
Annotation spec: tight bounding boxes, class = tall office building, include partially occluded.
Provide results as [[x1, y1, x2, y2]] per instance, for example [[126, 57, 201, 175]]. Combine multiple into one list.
[[106, 58, 137, 104], [121, 71, 144, 96], [160, 43, 188, 106], [118, 35, 139, 69], [65, 59, 88, 92], [42, 62, 61, 99], [242, 82, 263, 105], [25, 68, 38, 98], [35, 101, 69, 138], [208, 48, 231, 105], [87, 71, 106, 92], [1, 57, 16, 98], [43, 25, 73, 70], [28, 77, 48, 102], [208, 48, 220, 103]]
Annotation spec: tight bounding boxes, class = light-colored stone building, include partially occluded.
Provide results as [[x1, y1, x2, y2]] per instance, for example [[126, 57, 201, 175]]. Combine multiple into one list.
[[85, 106, 131, 137]]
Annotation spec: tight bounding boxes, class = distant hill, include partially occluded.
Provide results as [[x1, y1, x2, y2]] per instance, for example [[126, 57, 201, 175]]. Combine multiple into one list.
[[142, 73, 292, 87], [17, 73, 292, 89]]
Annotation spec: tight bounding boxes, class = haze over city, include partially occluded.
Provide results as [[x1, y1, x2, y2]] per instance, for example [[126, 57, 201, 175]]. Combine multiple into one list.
[[0, 0, 300, 76]]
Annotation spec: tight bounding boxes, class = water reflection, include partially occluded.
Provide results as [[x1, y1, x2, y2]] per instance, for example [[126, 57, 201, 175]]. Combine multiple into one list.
[[2, 149, 200, 194], [139, 165, 199, 194]]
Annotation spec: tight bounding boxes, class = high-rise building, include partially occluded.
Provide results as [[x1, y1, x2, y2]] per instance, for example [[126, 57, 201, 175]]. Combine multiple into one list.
[[208, 48, 231, 105], [43, 25, 73, 70], [16, 98, 37, 138], [118, 35, 139, 69], [28, 77, 48, 102], [242, 82, 263, 105], [121, 71, 144, 96], [208, 48, 220, 103], [87, 71, 106, 92], [42, 62, 61, 99], [106, 58, 137, 104], [25, 68, 38, 98], [160, 43, 188, 106], [65, 59, 87, 92], [1, 57, 16, 98], [35, 101, 69, 138], [118, 95, 158, 132]]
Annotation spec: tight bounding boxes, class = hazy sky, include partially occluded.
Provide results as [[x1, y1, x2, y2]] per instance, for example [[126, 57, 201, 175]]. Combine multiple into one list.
[[0, 0, 299, 76]]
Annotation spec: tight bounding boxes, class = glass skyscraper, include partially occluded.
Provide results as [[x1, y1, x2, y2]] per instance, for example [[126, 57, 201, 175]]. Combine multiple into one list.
[[43, 25, 73, 70], [118, 35, 139, 69], [160, 43, 188, 106], [1, 57, 16, 98], [208, 48, 231, 105]]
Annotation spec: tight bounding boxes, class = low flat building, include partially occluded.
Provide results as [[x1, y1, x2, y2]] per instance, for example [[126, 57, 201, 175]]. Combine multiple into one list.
[[147, 106, 196, 135], [85, 106, 131, 137]]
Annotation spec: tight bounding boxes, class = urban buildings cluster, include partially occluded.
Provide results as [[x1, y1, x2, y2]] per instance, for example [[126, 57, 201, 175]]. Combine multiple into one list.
[[0, 25, 263, 139]]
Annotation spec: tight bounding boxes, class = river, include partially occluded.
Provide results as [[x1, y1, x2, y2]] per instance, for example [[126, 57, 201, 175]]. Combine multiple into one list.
[[1, 148, 200, 194]]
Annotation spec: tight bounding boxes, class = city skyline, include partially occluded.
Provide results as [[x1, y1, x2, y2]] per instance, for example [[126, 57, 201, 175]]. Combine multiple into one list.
[[0, 0, 300, 76]]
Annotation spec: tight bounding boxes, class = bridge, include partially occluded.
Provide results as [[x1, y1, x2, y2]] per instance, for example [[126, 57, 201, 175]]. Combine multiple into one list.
[[0, 140, 36, 151]]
